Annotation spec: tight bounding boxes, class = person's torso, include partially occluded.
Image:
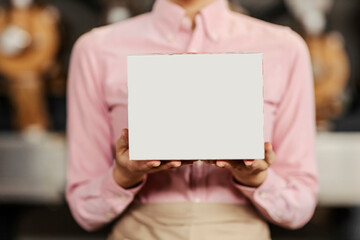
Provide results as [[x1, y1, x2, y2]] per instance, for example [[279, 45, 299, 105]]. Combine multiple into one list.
[[86, 0, 296, 204]]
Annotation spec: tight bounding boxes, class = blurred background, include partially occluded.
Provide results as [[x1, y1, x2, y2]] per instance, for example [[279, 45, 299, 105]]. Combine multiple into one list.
[[0, 0, 359, 239]]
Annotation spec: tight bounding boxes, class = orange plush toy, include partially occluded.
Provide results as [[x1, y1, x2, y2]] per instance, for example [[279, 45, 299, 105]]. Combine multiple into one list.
[[0, 0, 60, 131]]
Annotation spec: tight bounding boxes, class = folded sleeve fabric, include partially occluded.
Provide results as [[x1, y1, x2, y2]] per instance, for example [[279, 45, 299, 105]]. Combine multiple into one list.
[[66, 34, 146, 231], [233, 32, 318, 229]]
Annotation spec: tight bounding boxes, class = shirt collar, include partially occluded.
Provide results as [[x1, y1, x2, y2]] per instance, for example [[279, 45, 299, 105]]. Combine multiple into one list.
[[152, 0, 231, 42]]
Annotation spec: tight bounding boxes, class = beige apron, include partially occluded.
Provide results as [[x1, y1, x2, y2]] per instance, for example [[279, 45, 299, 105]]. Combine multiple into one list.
[[108, 202, 271, 240]]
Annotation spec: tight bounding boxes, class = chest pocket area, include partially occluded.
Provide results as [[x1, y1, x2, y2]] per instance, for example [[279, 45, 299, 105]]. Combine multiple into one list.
[[262, 62, 285, 141]]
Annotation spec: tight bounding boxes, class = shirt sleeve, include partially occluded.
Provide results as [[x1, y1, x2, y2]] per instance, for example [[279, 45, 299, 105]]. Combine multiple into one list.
[[233, 30, 318, 229], [66, 31, 146, 231]]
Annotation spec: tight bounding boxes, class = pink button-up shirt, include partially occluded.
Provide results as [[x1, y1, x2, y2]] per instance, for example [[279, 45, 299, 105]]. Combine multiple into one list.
[[66, 0, 318, 231]]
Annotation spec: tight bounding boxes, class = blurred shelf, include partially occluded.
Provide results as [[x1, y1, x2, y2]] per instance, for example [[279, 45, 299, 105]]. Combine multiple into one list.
[[0, 132, 359, 206], [316, 132, 360, 206], [0, 132, 66, 204]]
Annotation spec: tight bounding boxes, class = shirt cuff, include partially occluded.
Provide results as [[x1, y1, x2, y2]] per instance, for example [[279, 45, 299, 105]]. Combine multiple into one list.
[[232, 168, 286, 202], [101, 165, 147, 214]]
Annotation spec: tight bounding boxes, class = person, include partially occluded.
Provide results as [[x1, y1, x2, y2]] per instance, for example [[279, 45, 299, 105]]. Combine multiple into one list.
[[66, 0, 318, 239]]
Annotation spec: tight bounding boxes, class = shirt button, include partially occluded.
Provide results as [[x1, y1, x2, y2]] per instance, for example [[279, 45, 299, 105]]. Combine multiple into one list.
[[259, 192, 267, 199], [106, 212, 115, 219], [275, 210, 283, 217], [181, 17, 192, 30], [210, 33, 219, 42], [119, 195, 127, 202], [166, 33, 174, 42]]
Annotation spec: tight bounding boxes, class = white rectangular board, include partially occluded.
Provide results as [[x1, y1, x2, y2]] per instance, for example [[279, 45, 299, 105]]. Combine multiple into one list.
[[127, 53, 264, 160]]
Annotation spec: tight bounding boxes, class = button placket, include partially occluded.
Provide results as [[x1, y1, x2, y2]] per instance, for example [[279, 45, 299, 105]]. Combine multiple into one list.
[[185, 15, 208, 203], [186, 15, 204, 53], [190, 161, 206, 203]]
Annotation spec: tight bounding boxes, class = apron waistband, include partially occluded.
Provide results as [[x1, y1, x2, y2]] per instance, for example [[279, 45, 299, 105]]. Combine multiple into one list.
[[109, 202, 271, 240], [128, 202, 264, 225]]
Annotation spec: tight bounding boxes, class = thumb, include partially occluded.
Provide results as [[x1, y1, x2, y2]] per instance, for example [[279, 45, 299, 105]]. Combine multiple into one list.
[[116, 128, 129, 152], [243, 160, 255, 168], [264, 142, 272, 152]]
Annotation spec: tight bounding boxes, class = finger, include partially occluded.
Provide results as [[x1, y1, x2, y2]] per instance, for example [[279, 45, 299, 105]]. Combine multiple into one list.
[[124, 160, 160, 173], [265, 150, 275, 165], [243, 160, 255, 168], [150, 160, 182, 173], [264, 142, 275, 165], [115, 128, 129, 153], [216, 160, 237, 169], [136, 160, 162, 171], [265, 142, 272, 152], [251, 159, 268, 172], [164, 160, 182, 169]]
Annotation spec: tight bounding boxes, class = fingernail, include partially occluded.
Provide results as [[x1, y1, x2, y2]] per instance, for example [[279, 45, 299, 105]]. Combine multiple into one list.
[[172, 162, 181, 167], [244, 160, 254, 167], [152, 161, 161, 167], [217, 162, 225, 168]]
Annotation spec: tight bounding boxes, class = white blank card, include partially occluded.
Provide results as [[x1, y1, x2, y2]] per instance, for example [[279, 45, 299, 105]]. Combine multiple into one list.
[[127, 53, 264, 160]]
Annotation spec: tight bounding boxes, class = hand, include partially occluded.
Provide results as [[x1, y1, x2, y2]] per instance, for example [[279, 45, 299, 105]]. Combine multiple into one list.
[[113, 128, 183, 189], [211, 142, 275, 187]]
